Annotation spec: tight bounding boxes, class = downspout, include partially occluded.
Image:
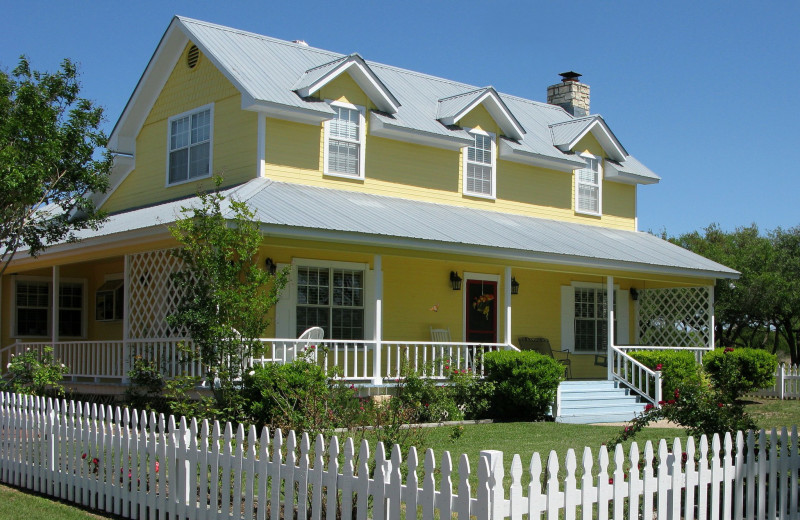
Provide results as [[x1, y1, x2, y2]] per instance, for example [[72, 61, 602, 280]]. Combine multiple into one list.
[[52, 266, 60, 350]]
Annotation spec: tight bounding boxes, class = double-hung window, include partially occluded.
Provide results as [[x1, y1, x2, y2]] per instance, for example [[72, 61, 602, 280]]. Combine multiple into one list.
[[324, 102, 365, 179], [574, 287, 616, 352], [296, 266, 365, 340], [14, 279, 86, 337], [576, 155, 602, 215], [168, 105, 213, 185], [463, 130, 496, 198]]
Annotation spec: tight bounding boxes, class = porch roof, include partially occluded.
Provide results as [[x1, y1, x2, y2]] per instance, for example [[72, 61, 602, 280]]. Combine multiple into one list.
[[42, 178, 738, 279]]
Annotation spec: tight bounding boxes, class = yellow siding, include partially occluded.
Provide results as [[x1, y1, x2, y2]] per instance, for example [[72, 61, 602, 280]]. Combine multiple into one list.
[[102, 44, 256, 214]]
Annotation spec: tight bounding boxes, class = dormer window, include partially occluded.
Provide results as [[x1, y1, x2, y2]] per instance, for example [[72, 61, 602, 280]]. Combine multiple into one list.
[[576, 154, 602, 215], [463, 130, 496, 198], [324, 102, 366, 179], [167, 105, 213, 185]]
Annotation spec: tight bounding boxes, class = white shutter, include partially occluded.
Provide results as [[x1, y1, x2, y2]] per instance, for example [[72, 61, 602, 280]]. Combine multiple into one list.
[[615, 289, 629, 345], [274, 263, 294, 338], [560, 286, 575, 351]]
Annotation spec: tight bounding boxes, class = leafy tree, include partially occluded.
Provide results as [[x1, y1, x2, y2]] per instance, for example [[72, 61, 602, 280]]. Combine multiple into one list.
[[769, 226, 800, 362], [0, 57, 111, 276], [168, 177, 288, 422]]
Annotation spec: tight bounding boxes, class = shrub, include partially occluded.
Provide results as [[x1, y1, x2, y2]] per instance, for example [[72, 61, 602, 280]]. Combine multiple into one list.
[[628, 349, 700, 399], [483, 350, 563, 420], [449, 367, 495, 419], [125, 355, 166, 413], [393, 364, 463, 423], [1, 346, 68, 396], [703, 347, 777, 401]]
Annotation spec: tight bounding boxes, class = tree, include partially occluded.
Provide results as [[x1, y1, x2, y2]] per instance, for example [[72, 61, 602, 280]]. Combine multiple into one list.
[[769, 227, 800, 363], [0, 57, 111, 276], [168, 178, 288, 422]]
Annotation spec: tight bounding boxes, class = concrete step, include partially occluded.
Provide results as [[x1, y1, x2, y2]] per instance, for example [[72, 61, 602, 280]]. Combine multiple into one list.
[[556, 380, 647, 424]]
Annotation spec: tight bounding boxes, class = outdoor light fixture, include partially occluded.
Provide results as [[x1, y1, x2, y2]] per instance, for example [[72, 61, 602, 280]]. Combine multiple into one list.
[[265, 257, 277, 275], [511, 277, 520, 295], [630, 288, 639, 301], [449, 271, 462, 291]]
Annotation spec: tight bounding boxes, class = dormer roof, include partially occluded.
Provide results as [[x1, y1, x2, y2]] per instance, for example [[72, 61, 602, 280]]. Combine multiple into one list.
[[437, 87, 525, 140], [292, 53, 400, 114], [549, 115, 627, 162]]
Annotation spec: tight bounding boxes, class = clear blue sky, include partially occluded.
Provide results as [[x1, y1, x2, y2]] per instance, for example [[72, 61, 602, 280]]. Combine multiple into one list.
[[2, 0, 798, 236]]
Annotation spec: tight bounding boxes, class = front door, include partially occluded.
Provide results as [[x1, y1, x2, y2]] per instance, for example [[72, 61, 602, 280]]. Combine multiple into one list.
[[465, 279, 498, 343]]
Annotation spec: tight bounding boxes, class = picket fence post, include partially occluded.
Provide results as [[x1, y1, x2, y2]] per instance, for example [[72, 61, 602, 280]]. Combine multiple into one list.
[[779, 363, 786, 400]]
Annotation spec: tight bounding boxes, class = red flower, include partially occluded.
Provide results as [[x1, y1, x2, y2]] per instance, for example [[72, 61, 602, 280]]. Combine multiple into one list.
[[658, 400, 666, 405], [608, 478, 614, 485], [681, 452, 688, 463], [655, 364, 663, 371], [718, 402, 724, 408], [444, 365, 449, 370], [667, 399, 676, 405], [82, 453, 87, 459], [92, 458, 99, 465], [674, 388, 680, 399], [155, 461, 159, 473], [644, 403, 654, 411], [724, 347, 734, 353]]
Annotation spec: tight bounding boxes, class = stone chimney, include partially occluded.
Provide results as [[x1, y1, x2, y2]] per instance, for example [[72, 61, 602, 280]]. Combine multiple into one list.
[[547, 71, 590, 117]]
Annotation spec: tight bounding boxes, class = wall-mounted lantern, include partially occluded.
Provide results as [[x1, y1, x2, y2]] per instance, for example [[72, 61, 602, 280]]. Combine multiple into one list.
[[511, 277, 520, 295], [265, 257, 277, 275], [449, 271, 462, 291]]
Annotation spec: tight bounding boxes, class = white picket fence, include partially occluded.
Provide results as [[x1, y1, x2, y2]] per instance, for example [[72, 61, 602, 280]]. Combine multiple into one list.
[[750, 364, 800, 399], [1, 392, 800, 520]]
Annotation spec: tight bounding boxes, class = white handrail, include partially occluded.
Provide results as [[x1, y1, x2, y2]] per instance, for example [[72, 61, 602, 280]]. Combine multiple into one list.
[[610, 345, 662, 405]]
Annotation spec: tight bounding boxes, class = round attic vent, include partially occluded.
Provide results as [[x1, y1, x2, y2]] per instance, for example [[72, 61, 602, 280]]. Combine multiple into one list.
[[187, 45, 200, 69]]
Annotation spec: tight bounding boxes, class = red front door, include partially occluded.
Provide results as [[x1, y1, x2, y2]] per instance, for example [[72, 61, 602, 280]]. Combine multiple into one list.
[[465, 279, 498, 343]]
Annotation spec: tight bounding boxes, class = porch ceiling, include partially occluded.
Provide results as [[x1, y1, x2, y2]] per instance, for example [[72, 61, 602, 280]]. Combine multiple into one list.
[[18, 178, 737, 280]]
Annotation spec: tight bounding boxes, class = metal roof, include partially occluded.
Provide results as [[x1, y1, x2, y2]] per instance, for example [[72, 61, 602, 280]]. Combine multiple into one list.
[[172, 17, 656, 180], [79, 179, 735, 279]]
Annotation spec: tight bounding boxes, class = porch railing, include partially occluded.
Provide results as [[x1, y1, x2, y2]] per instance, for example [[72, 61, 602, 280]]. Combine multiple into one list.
[[611, 345, 711, 406], [1, 338, 517, 384]]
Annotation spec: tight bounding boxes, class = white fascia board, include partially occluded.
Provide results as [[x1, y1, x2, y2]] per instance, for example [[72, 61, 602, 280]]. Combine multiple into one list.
[[497, 140, 584, 172], [243, 97, 335, 125], [370, 114, 472, 150], [565, 119, 627, 161], [297, 60, 400, 114], [257, 224, 740, 280], [604, 163, 660, 185]]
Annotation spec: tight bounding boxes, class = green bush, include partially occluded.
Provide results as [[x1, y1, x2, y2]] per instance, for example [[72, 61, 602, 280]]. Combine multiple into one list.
[[1, 346, 68, 397], [394, 365, 463, 423], [703, 347, 777, 401], [484, 350, 563, 420], [628, 349, 700, 399], [448, 367, 495, 419]]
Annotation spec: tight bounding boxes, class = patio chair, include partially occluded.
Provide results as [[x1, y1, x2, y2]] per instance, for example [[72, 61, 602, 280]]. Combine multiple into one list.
[[518, 336, 572, 378], [297, 326, 324, 362], [430, 327, 451, 342]]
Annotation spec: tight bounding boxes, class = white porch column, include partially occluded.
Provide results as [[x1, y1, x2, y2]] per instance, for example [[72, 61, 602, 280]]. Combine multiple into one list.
[[51, 265, 60, 348], [707, 285, 715, 349], [256, 112, 266, 178], [504, 266, 512, 346], [122, 254, 131, 383], [606, 275, 614, 381], [372, 255, 383, 385]]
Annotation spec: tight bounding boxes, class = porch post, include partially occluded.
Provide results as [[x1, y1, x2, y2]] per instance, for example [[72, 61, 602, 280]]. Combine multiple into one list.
[[707, 285, 715, 350], [372, 255, 383, 385], [503, 266, 512, 346], [51, 266, 60, 349], [256, 112, 266, 178], [606, 275, 614, 381], [122, 254, 131, 384]]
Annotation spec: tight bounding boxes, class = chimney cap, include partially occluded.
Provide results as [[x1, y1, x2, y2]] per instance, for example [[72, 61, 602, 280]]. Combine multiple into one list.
[[559, 71, 582, 82]]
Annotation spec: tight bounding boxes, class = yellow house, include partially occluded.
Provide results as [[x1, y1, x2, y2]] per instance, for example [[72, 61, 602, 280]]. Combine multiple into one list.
[[0, 17, 736, 422]]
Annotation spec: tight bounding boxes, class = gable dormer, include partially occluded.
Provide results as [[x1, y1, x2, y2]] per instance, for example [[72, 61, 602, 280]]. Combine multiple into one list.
[[293, 54, 400, 114], [549, 115, 626, 162], [437, 87, 525, 140]]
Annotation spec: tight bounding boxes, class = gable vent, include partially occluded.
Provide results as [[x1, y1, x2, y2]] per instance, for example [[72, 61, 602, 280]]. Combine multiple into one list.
[[186, 45, 200, 69]]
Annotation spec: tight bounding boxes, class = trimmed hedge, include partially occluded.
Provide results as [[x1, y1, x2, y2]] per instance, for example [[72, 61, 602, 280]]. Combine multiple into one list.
[[703, 348, 777, 400], [483, 350, 563, 420], [628, 349, 700, 399]]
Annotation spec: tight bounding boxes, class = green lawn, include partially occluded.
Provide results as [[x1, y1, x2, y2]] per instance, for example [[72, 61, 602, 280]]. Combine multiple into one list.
[[0, 484, 108, 520]]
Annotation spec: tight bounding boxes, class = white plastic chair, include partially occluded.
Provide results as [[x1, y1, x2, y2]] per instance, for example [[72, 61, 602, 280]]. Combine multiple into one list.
[[297, 326, 324, 362]]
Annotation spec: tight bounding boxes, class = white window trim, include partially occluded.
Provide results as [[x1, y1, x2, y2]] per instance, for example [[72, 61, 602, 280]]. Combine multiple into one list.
[[165, 103, 215, 187], [462, 128, 497, 199], [323, 100, 366, 180], [560, 282, 628, 354], [12, 275, 88, 339], [95, 273, 124, 322], [575, 152, 602, 216], [275, 258, 374, 340]]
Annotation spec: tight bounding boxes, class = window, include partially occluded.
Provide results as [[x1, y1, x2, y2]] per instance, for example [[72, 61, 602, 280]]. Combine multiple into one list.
[[14, 279, 86, 337], [463, 130, 496, 198], [576, 155, 601, 215], [168, 105, 212, 185], [574, 287, 616, 352], [96, 279, 124, 321], [296, 266, 364, 340], [324, 102, 365, 179]]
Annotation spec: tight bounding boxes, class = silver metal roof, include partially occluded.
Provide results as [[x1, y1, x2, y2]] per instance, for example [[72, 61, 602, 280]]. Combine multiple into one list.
[[175, 17, 657, 181], [81, 179, 735, 279]]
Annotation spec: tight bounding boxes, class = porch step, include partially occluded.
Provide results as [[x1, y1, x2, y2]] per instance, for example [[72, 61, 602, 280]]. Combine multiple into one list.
[[555, 380, 647, 424]]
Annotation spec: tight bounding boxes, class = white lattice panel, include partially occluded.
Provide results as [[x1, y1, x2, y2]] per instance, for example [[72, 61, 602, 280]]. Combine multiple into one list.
[[127, 249, 191, 339], [637, 287, 712, 348]]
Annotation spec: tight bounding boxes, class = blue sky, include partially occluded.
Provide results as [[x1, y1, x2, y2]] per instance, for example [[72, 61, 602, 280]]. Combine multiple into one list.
[[2, 1, 798, 236]]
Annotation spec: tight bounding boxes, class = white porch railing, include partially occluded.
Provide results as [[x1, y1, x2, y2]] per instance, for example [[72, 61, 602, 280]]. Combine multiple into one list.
[[1, 339, 517, 384]]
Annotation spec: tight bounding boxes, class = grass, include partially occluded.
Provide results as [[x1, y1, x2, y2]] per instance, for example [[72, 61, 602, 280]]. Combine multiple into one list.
[[0, 484, 109, 520]]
